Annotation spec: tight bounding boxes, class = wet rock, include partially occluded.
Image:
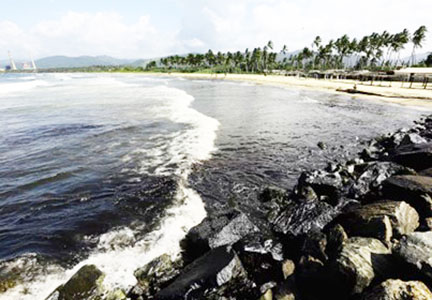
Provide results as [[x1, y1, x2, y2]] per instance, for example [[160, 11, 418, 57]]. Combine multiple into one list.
[[360, 279, 432, 300], [233, 233, 284, 285], [281, 260, 295, 280], [273, 283, 297, 300], [301, 231, 328, 262], [297, 170, 343, 204], [330, 237, 393, 295], [259, 186, 289, 203], [46, 265, 104, 300], [325, 224, 348, 259], [294, 185, 319, 203], [400, 133, 428, 146], [259, 289, 273, 300], [382, 176, 432, 218], [181, 209, 259, 262], [0, 275, 17, 294], [317, 141, 327, 150], [336, 201, 419, 241], [271, 199, 339, 237], [425, 218, 432, 230], [132, 254, 182, 297], [419, 167, 432, 177], [155, 246, 250, 299], [350, 162, 414, 199], [296, 255, 326, 299], [105, 289, 127, 300], [393, 231, 432, 281], [389, 143, 432, 170]]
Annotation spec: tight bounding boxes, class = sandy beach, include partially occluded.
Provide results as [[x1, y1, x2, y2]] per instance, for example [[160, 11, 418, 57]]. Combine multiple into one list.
[[147, 72, 432, 108]]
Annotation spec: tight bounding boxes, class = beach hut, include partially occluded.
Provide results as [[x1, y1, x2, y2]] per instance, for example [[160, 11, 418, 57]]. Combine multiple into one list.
[[394, 68, 432, 89]]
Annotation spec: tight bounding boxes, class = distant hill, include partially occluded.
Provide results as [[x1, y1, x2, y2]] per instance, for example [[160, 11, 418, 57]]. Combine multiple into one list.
[[34, 55, 141, 68]]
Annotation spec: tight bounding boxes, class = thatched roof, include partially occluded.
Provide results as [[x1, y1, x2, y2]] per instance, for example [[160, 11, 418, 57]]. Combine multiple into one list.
[[394, 68, 432, 75]]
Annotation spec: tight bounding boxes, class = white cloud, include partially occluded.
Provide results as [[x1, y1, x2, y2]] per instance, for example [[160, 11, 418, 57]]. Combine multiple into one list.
[[0, 12, 178, 59], [1, 1, 431, 60]]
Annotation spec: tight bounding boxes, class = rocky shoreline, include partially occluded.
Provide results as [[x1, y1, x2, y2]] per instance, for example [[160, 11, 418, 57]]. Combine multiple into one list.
[[47, 115, 432, 300]]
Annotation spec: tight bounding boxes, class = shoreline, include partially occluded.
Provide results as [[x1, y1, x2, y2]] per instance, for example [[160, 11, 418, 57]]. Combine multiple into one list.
[[36, 114, 432, 299], [144, 72, 432, 108]]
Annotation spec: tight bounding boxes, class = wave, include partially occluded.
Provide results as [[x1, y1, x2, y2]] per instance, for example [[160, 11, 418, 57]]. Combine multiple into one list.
[[0, 84, 219, 299], [0, 80, 50, 96]]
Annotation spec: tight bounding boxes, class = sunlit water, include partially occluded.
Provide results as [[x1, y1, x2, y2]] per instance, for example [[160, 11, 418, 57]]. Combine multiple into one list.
[[0, 73, 428, 299]]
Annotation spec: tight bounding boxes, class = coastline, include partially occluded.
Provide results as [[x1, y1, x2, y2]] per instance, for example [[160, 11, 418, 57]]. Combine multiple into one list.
[[144, 72, 432, 108]]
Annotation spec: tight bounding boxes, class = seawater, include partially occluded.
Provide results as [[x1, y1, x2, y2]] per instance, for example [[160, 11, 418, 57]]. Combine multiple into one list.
[[0, 73, 428, 299]]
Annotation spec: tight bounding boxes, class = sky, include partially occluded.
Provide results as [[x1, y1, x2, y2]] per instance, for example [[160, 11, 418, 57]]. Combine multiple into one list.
[[1, 0, 431, 60]]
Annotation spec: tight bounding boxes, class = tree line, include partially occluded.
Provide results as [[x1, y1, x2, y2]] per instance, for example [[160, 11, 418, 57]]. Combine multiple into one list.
[[147, 26, 429, 73]]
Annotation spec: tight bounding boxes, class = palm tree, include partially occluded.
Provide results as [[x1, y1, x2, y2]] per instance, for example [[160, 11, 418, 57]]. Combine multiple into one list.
[[244, 48, 251, 72], [391, 29, 410, 66], [311, 36, 322, 69], [301, 47, 313, 70], [334, 34, 352, 69], [411, 25, 427, 65], [380, 31, 393, 66]]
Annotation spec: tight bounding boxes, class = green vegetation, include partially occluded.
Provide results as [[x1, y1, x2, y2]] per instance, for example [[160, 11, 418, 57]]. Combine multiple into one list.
[[37, 26, 429, 74], [145, 25, 428, 74]]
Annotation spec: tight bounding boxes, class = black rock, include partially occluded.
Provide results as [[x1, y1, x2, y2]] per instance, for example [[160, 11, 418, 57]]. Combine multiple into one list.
[[45, 265, 104, 300], [271, 199, 339, 237], [389, 143, 432, 171], [155, 246, 251, 300], [329, 237, 394, 296], [382, 175, 432, 218], [181, 209, 259, 263], [233, 233, 284, 285], [393, 231, 432, 283], [335, 201, 419, 242], [360, 279, 432, 300], [131, 254, 182, 298], [325, 224, 348, 259], [259, 186, 289, 203], [300, 231, 328, 262], [349, 162, 415, 199], [297, 170, 344, 205]]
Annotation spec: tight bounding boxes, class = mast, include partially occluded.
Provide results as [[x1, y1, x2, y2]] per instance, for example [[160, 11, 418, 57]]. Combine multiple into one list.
[[8, 51, 17, 70], [30, 54, 37, 71]]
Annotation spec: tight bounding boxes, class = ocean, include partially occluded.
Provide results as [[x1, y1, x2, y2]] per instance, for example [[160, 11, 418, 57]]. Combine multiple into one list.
[[0, 73, 428, 299]]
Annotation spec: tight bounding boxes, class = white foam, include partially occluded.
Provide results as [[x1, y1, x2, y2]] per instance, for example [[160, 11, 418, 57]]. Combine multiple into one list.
[[0, 80, 50, 96], [0, 83, 219, 299]]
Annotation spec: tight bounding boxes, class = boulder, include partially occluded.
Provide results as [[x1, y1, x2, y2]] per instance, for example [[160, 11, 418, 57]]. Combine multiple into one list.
[[281, 260, 295, 280], [393, 231, 432, 281], [360, 279, 432, 300], [330, 237, 393, 296], [296, 255, 327, 299], [296, 170, 344, 204], [325, 224, 348, 259], [382, 176, 432, 218], [132, 254, 182, 297], [46, 265, 104, 300], [349, 162, 414, 199], [400, 133, 428, 146], [336, 201, 419, 240], [233, 233, 284, 285], [105, 289, 127, 300], [259, 186, 289, 203], [181, 209, 259, 262], [155, 246, 252, 299], [300, 231, 328, 262], [271, 199, 339, 237], [389, 143, 432, 170], [419, 167, 432, 177]]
